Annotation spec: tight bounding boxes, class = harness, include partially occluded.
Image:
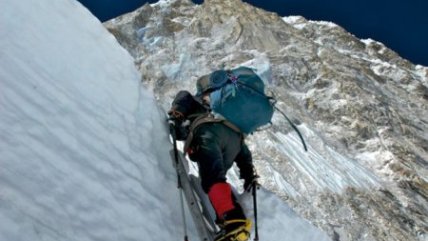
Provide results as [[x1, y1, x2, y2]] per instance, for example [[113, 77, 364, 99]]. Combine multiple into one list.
[[183, 113, 242, 154]]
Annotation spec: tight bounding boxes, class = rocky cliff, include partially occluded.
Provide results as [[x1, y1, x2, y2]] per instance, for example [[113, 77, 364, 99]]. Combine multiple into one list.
[[104, 0, 428, 240]]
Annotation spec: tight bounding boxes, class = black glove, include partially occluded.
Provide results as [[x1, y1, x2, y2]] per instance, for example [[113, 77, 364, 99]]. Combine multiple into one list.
[[244, 175, 259, 192], [168, 113, 190, 141], [242, 166, 259, 192]]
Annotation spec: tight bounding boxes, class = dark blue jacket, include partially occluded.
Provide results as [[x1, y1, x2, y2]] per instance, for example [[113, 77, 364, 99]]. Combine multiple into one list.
[[170, 90, 254, 192]]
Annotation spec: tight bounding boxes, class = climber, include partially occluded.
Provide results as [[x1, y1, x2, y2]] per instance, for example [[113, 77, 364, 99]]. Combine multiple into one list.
[[168, 72, 258, 241]]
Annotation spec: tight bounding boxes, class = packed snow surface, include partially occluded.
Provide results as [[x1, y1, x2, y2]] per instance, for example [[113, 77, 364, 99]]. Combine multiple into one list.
[[0, 0, 331, 240]]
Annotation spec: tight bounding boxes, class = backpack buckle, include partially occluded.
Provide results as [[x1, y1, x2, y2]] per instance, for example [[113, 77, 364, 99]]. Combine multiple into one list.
[[228, 74, 238, 84]]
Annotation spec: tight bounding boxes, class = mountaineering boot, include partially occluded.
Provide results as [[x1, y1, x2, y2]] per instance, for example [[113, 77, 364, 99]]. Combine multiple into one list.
[[208, 183, 251, 241], [215, 208, 252, 241]]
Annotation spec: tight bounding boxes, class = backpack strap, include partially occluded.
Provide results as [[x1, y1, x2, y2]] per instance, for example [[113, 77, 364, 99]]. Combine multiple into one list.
[[183, 113, 242, 153]]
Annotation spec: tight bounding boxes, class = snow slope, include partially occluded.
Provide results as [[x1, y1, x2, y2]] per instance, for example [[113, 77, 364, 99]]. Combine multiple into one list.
[[0, 0, 330, 240]]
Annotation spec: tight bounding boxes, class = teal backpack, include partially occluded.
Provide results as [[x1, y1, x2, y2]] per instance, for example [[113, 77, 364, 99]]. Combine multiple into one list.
[[195, 66, 307, 150], [207, 67, 274, 134]]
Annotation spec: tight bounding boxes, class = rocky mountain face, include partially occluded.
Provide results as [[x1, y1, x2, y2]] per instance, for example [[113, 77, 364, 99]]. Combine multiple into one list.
[[104, 0, 428, 240]]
